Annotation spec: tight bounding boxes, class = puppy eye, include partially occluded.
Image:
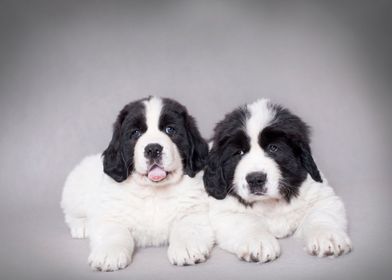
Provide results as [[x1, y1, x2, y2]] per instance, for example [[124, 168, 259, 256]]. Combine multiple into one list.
[[165, 126, 176, 135], [268, 144, 279, 152], [131, 129, 142, 139], [234, 150, 245, 156]]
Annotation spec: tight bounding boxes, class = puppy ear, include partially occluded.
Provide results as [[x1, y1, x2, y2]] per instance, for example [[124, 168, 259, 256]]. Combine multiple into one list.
[[102, 108, 130, 182], [183, 113, 209, 177], [203, 147, 228, 199], [297, 141, 323, 183]]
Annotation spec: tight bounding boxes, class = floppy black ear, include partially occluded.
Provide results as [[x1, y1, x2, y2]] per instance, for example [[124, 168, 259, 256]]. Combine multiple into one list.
[[183, 113, 209, 177], [203, 147, 228, 199], [102, 108, 129, 182], [297, 141, 323, 183]]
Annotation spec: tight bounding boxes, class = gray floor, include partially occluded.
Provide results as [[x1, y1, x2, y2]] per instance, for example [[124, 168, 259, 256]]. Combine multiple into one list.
[[1, 1, 391, 280]]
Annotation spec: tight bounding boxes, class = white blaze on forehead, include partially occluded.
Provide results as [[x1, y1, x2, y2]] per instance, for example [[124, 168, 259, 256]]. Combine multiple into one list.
[[143, 96, 163, 132], [234, 99, 282, 201], [133, 96, 183, 186], [245, 99, 276, 146]]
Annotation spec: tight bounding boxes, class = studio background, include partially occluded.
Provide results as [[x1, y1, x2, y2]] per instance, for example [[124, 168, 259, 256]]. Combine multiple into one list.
[[0, 1, 391, 280]]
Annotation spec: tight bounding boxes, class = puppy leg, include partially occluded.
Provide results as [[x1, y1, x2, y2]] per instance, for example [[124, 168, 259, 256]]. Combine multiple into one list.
[[88, 221, 134, 272], [65, 215, 88, 239], [212, 212, 280, 263], [168, 213, 214, 266], [297, 195, 352, 257]]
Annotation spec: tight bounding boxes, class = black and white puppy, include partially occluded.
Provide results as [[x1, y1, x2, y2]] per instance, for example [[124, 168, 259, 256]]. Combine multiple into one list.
[[61, 97, 213, 271], [204, 99, 352, 263]]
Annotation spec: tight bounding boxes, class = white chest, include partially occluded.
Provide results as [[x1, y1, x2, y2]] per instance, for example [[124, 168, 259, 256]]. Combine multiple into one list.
[[129, 194, 178, 246], [93, 179, 203, 247], [250, 199, 309, 238]]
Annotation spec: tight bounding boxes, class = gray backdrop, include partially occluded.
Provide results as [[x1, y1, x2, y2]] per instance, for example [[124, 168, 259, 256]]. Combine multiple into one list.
[[1, 1, 391, 280]]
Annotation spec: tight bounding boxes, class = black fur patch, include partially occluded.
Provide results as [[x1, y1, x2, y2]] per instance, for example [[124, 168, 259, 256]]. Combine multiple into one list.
[[102, 98, 147, 182], [203, 106, 250, 200], [266, 104, 322, 201], [159, 98, 208, 177]]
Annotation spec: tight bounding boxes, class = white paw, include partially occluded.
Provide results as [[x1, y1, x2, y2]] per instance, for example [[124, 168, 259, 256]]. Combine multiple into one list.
[[168, 239, 212, 266], [305, 230, 352, 257], [235, 234, 281, 263], [70, 225, 88, 239], [88, 246, 132, 272]]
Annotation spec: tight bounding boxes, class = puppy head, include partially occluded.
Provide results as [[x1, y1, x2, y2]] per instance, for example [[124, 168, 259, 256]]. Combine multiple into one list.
[[103, 96, 208, 186], [204, 99, 322, 204]]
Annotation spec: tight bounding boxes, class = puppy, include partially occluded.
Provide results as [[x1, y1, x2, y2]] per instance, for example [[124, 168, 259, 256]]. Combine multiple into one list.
[[204, 99, 352, 263], [61, 97, 214, 271]]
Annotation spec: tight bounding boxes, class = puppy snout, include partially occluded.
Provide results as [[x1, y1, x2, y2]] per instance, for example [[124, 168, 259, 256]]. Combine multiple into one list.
[[144, 143, 163, 160], [246, 172, 267, 195]]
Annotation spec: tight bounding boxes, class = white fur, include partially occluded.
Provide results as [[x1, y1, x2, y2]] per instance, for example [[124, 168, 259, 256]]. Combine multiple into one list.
[[61, 97, 213, 271], [210, 99, 352, 262]]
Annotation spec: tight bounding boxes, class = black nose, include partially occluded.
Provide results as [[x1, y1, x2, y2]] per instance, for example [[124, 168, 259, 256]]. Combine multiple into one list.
[[246, 172, 267, 194], [144, 143, 163, 160]]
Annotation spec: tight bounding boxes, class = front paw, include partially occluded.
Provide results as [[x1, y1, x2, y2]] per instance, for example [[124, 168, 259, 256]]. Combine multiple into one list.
[[235, 234, 281, 263], [88, 245, 132, 272], [168, 240, 212, 266], [305, 229, 352, 257]]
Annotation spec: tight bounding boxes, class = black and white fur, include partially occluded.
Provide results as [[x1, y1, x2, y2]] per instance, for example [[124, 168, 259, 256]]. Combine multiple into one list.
[[204, 99, 352, 263], [61, 97, 213, 271]]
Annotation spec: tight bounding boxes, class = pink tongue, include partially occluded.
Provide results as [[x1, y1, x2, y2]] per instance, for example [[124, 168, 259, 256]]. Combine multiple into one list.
[[148, 166, 167, 182]]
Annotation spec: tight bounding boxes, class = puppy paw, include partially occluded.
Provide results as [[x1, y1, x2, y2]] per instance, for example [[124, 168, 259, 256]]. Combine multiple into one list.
[[168, 239, 212, 266], [305, 229, 352, 257], [235, 234, 281, 263], [88, 245, 132, 272]]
